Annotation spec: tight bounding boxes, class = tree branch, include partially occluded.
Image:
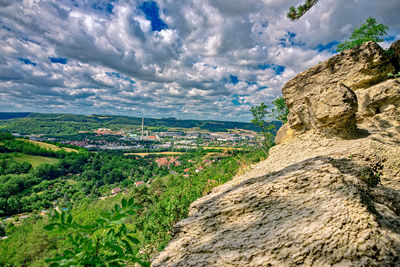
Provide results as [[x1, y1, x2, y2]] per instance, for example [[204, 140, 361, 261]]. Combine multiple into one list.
[[287, 0, 319, 21]]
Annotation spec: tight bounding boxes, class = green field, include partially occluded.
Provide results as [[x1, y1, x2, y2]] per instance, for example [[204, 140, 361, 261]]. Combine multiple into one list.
[[12, 153, 60, 168], [17, 139, 78, 153]]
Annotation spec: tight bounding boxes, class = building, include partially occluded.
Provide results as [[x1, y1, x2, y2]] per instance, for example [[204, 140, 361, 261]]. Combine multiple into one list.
[[111, 187, 122, 195], [135, 181, 145, 187]]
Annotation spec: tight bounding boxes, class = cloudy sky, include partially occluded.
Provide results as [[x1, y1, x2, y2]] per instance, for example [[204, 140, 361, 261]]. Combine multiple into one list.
[[0, 0, 399, 121]]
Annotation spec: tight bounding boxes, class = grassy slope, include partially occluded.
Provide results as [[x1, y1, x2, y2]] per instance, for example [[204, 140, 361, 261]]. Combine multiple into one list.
[[18, 139, 78, 153], [12, 153, 60, 168]]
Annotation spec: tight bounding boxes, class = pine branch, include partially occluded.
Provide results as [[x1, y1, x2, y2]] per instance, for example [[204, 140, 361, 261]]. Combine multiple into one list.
[[287, 0, 319, 21]]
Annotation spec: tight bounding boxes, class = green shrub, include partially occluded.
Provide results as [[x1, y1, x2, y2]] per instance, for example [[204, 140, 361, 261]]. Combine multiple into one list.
[[44, 198, 149, 267], [336, 17, 388, 52]]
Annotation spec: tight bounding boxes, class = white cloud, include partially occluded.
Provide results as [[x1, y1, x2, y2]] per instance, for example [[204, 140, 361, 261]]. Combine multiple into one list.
[[0, 0, 399, 121]]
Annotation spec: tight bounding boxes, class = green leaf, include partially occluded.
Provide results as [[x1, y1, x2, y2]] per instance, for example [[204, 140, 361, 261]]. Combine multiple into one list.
[[126, 235, 140, 244], [108, 261, 123, 267], [53, 211, 60, 220], [61, 211, 66, 224], [121, 198, 127, 208], [45, 255, 68, 262], [121, 239, 133, 254], [100, 211, 112, 219], [137, 261, 150, 267], [114, 204, 121, 213], [131, 203, 141, 210], [43, 223, 58, 231], [120, 224, 127, 235], [125, 210, 136, 216], [110, 244, 125, 258], [128, 197, 134, 206], [96, 218, 107, 225], [104, 254, 119, 262], [111, 214, 127, 222], [67, 213, 73, 224]]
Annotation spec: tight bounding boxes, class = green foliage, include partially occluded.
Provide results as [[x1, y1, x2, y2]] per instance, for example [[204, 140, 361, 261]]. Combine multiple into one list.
[[1, 149, 265, 266], [0, 154, 32, 175], [0, 151, 88, 216], [336, 17, 389, 52], [0, 131, 14, 141], [387, 72, 400, 79], [287, 0, 319, 20], [44, 198, 149, 267], [271, 97, 289, 124], [1, 138, 67, 158], [250, 97, 289, 147], [0, 219, 5, 237], [250, 103, 276, 148]]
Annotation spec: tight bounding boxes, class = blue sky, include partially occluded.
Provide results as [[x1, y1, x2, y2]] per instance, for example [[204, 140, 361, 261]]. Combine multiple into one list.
[[0, 0, 399, 121]]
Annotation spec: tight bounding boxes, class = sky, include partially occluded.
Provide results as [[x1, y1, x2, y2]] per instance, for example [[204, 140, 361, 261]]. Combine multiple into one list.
[[0, 0, 400, 122]]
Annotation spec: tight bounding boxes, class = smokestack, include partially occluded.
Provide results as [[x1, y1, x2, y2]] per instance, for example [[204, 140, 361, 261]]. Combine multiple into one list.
[[141, 117, 144, 140]]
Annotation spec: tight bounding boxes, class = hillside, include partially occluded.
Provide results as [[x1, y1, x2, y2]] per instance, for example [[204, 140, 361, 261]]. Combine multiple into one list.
[[17, 139, 78, 153], [152, 41, 400, 266], [0, 113, 269, 134]]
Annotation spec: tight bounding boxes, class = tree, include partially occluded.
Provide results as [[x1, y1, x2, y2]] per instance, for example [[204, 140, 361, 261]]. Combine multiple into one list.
[[250, 97, 289, 148], [250, 103, 276, 148], [287, 0, 319, 21], [336, 17, 389, 52], [271, 97, 289, 124]]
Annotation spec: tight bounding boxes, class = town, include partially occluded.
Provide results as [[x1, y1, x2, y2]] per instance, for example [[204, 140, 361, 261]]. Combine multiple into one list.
[[12, 121, 262, 152]]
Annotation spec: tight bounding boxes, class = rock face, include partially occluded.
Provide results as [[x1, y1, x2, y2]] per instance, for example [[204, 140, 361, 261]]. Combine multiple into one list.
[[357, 79, 400, 119], [274, 123, 294, 145], [282, 41, 394, 135], [152, 42, 400, 267]]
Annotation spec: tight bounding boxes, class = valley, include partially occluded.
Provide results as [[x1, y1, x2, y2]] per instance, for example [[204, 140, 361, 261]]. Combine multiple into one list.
[[0, 115, 268, 266]]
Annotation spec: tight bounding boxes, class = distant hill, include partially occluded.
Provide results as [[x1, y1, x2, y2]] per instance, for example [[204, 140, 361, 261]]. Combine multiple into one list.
[[0, 112, 281, 134], [0, 112, 31, 120]]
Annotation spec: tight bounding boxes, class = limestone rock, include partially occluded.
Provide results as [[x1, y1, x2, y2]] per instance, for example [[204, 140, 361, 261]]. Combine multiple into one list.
[[283, 41, 394, 134], [275, 123, 294, 145], [357, 79, 400, 118], [356, 78, 400, 137], [152, 130, 400, 267]]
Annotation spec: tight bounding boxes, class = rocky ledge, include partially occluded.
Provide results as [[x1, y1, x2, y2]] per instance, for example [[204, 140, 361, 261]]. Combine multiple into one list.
[[152, 41, 400, 267]]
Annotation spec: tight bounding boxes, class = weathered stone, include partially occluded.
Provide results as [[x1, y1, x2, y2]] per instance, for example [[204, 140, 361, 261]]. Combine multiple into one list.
[[357, 79, 400, 118], [152, 129, 400, 267], [283, 41, 395, 134], [275, 123, 294, 145]]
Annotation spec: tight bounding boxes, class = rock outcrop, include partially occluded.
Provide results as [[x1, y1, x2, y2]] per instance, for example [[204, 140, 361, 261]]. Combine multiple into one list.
[[282, 41, 394, 136], [274, 123, 295, 145], [152, 42, 400, 267]]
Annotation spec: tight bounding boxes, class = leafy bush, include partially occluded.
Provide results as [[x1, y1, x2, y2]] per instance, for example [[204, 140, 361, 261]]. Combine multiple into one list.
[[44, 198, 149, 267], [250, 96, 289, 147], [272, 97, 289, 124], [336, 17, 388, 52]]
